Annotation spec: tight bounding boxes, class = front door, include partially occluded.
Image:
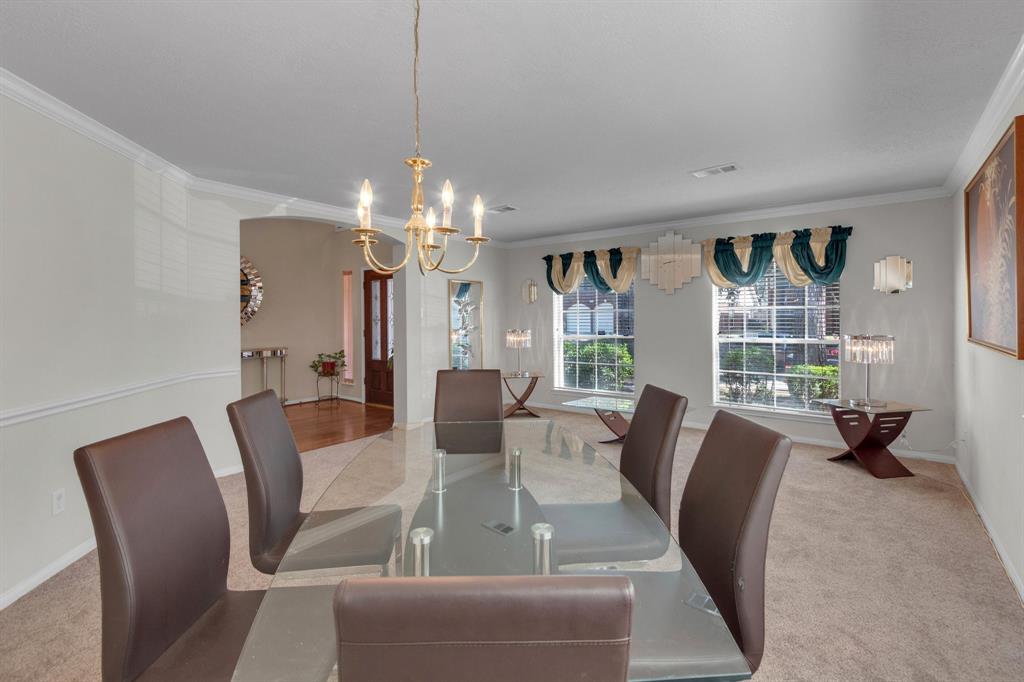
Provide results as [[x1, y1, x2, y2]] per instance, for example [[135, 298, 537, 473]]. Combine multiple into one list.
[[363, 270, 394, 406]]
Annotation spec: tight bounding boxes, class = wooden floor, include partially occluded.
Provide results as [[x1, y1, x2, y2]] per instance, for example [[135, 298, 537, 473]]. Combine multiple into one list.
[[284, 399, 393, 452]]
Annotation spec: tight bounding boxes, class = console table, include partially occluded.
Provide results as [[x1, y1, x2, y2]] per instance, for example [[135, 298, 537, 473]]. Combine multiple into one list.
[[502, 373, 543, 418], [815, 399, 930, 479], [562, 395, 636, 443], [241, 347, 287, 404]]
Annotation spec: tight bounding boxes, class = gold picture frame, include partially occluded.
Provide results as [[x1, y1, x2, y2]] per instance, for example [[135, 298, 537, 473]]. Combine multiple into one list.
[[964, 115, 1024, 358]]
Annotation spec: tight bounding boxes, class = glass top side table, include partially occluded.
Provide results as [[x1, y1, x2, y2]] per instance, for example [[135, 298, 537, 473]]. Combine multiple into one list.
[[563, 395, 637, 444], [502, 373, 544, 418], [814, 399, 931, 478]]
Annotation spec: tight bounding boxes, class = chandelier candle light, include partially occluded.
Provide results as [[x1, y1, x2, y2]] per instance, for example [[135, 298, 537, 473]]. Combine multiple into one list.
[[506, 329, 532, 377], [352, 0, 488, 275], [843, 334, 895, 407]]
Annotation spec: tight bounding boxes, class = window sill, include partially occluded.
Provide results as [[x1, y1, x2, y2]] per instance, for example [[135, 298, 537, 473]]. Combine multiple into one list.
[[710, 402, 832, 424], [552, 387, 636, 399]]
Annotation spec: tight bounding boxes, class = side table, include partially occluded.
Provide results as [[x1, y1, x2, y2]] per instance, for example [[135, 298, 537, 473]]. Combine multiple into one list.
[[562, 395, 637, 444], [502, 373, 543, 418], [241, 347, 287, 404], [815, 399, 930, 479]]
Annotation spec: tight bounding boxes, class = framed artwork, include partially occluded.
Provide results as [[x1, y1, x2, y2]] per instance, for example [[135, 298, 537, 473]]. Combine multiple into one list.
[[448, 280, 483, 369], [965, 115, 1024, 358]]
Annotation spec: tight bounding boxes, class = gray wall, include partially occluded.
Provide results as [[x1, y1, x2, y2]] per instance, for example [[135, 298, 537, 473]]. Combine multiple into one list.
[[953, 91, 1024, 596], [500, 197, 956, 452]]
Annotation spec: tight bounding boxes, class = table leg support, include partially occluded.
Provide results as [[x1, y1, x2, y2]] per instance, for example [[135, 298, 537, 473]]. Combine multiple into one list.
[[503, 377, 541, 418], [827, 407, 914, 479], [595, 409, 630, 444]]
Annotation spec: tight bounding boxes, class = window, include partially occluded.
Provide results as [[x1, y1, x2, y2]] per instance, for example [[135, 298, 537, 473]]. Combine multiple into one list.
[[554, 280, 636, 394], [713, 262, 839, 413], [341, 271, 354, 383]]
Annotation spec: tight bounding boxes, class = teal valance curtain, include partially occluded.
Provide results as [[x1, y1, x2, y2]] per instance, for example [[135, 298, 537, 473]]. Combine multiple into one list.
[[713, 233, 777, 286], [790, 225, 852, 285], [704, 225, 853, 288], [543, 247, 637, 294], [582, 248, 625, 293]]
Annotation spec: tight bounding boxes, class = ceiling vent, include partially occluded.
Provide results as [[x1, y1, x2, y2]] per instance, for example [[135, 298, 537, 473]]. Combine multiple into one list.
[[487, 204, 518, 214], [691, 163, 739, 178]]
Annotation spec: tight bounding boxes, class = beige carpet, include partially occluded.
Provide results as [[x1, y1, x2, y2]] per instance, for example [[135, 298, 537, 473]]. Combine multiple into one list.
[[1, 409, 1021, 681]]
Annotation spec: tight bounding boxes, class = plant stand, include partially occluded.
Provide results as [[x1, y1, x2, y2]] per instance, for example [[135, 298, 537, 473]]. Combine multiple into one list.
[[316, 374, 341, 405]]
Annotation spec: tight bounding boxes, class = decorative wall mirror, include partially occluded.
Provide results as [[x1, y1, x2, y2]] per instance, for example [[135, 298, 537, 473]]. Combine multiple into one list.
[[449, 279, 483, 369], [240, 257, 264, 325]]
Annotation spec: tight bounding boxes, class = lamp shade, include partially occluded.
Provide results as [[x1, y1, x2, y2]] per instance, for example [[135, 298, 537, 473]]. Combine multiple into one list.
[[506, 329, 531, 349], [843, 334, 894, 365]]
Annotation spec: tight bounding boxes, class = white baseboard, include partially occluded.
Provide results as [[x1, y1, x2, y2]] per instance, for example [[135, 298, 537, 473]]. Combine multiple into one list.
[[0, 537, 97, 610], [955, 462, 1024, 602], [1, 462, 245, 611], [283, 393, 365, 406], [529, 402, 956, 464]]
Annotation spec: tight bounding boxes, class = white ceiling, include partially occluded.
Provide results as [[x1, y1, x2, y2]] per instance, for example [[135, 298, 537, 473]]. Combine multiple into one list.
[[2, 1, 1023, 241]]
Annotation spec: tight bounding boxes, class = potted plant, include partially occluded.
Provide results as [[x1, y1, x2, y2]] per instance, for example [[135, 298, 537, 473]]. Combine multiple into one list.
[[310, 350, 346, 377]]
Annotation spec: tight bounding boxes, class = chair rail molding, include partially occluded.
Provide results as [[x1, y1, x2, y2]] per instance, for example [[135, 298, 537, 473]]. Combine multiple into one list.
[[0, 368, 240, 428]]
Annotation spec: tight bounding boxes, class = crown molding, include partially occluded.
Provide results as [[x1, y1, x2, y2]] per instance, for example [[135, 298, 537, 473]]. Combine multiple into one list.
[[0, 67, 407, 237], [506, 186, 951, 248], [945, 32, 1024, 193]]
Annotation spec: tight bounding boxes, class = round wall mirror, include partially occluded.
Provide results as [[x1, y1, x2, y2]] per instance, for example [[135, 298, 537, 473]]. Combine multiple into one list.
[[240, 257, 263, 325]]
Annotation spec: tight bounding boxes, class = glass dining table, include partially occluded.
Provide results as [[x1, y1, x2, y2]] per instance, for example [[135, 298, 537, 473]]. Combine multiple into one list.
[[232, 420, 750, 682]]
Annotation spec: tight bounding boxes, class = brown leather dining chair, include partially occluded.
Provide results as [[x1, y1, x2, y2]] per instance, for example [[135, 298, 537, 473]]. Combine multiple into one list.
[[226, 389, 401, 575], [433, 368, 503, 422], [333, 575, 635, 682], [74, 417, 265, 682], [540, 385, 686, 564], [677, 410, 791, 674], [618, 384, 688, 528]]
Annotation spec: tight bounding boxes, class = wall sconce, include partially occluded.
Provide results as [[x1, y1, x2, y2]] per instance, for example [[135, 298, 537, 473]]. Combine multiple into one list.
[[873, 256, 912, 294], [522, 279, 538, 304]]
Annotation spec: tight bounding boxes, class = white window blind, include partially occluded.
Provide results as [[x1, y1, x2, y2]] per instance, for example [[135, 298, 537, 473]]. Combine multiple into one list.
[[713, 261, 840, 413], [554, 280, 636, 395]]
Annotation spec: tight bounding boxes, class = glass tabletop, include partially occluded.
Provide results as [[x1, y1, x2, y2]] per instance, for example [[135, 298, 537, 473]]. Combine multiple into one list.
[[563, 395, 638, 413], [232, 420, 750, 682], [814, 398, 930, 414]]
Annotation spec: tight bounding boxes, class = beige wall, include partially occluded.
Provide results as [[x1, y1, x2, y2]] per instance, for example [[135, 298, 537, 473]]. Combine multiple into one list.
[[240, 218, 369, 403]]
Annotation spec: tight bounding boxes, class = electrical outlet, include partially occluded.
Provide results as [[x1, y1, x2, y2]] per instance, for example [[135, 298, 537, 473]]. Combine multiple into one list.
[[51, 488, 66, 516]]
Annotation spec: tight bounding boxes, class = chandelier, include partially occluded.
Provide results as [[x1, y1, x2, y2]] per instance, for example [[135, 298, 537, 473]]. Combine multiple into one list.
[[352, 0, 489, 275]]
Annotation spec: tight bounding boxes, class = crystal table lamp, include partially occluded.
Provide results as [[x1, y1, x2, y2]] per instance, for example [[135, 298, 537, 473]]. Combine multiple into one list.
[[506, 329, 532, 377], [843, 334, 895, 407]]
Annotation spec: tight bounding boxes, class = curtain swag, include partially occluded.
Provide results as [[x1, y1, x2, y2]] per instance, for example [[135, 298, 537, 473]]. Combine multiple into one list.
[[542, 247, 640, 295], [704, 225, 852, 288]]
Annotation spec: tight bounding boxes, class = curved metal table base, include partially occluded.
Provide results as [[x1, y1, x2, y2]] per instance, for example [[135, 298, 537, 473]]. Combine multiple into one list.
[[503, 375, 541, 418]]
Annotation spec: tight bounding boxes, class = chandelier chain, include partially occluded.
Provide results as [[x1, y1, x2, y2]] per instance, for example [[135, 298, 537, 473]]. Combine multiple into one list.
[[413, 0, 421, 156]]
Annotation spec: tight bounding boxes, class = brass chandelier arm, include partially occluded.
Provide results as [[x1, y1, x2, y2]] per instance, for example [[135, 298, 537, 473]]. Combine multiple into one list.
[[358, 231, 416, 275]]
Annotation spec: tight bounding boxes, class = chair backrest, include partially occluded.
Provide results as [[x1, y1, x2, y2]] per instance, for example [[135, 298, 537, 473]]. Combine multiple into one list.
[[433, 369, 503, 422], [677, 410, 791, 673], [226, 389, 303, 574], [334, 575, 634, 682], [619, 384, 688, 528], [74, 417, 230, 682]]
